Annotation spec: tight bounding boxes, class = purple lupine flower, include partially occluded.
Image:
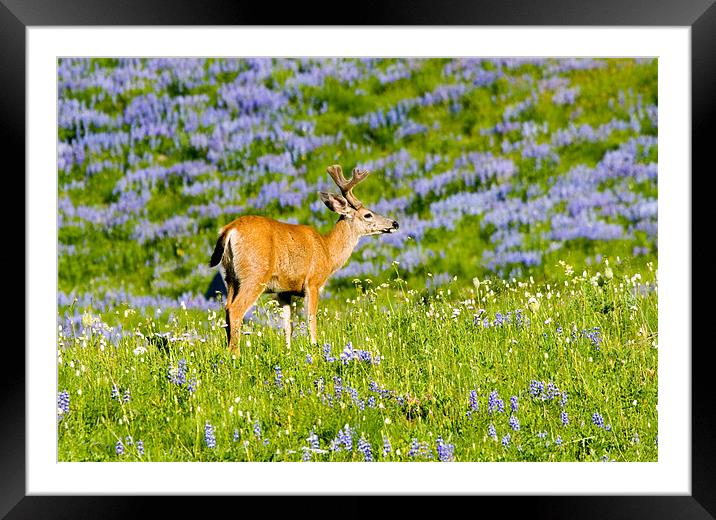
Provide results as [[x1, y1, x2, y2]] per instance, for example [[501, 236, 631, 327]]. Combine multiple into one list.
[[307, 431, 320, 450], [253, 420, 262, 439], [469, 390, 479, 412], [408, 438, 420, 457], [115, 440, 124, 455], [111, 384, 120, 400], [488, 390, 505, 413], [510, 395, 518, 413], [305, 353, 313, 364], [555, 436, 563, 446], [322, 344, 336, 362], [122, 388, 131, 403], [488, 424, 497, 440], [274, 365, 283, 389], [583, 328, 603, 349], [302, 448, 311, 462], [333, 376, 343, 400], [358, 436, 373, 461], [333, 425, 354, 451], [501, 433, 511, 447], [509, 415, 521, 431], [204, 421, 216, 448], [529, 380, 544, 398], [57, 390, 70, 416], [546, 382, 560, 400], [561, 411, 569, 426], [233, 429, 240, 443], [347, 386, 359, 405], [136, 440, 144, 455], [560, 392, 568, 408], [592, 412, 605, 428], [436, 436, 455, 462], [382, 436, 392, 457]]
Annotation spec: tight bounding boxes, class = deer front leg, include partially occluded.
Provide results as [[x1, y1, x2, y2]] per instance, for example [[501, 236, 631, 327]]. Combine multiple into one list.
[[277, 293, 292, 349], [305, 286, 319, 345]]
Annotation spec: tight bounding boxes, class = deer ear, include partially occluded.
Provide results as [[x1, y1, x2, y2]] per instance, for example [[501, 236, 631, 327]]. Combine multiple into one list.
[[319, 192, 354, 217]]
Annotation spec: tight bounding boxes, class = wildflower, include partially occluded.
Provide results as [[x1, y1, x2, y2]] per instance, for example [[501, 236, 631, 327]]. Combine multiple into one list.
[[488, 390, 504, 414], [382, 436, 392, 457], [111, 384, 120, 400], [204, 421, 216, 449], [115, 440, 124, 455], [333, 376, 343, 399], [527, 297, 540, 312], [529, 380, 544, 399], [307, 431, 320, 450], [501, 433, 511, 447], [555, 436, 563, 446], [168, 358, 188, 386], [233, 429, 240, 443], [537, 431, 548, 439], [358, 436, 373, 461], [561, 411, 569, 426], [510, 395, 518, 413], [253, 420, 262, 439], [137, 440, 144, 455], [583, 327, 603, 349], [469, 390, 479, 411], [408, 438, 420, 457], [488, 424, 497, 440], [509, 415, 520, 431], [305, 353, 313, 364], [57, 390, 70, 416], [274, 365, 283, 389], [592, 412, 605, 428], [322, 344, 336, 362], [560, 392, 568, 408], [332, 425, 354, 451], [122, 388, 131, 403], [302, 448, 311, 461], [436, 436, 455, 461], [546, 382, 560, 400]]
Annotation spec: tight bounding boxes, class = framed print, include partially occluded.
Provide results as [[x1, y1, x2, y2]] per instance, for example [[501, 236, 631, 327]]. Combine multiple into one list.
[[4, 0, 709, 517]]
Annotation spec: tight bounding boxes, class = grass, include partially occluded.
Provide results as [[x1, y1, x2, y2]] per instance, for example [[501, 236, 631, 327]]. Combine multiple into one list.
[[57, 257, 658, 462]]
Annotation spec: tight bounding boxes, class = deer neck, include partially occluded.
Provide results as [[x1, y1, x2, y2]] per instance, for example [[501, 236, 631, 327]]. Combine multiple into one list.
[[323, 217, 360, 273]]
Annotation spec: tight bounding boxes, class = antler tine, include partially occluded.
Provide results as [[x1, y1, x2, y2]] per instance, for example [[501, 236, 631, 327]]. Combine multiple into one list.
[[326, 164, 370, 209]]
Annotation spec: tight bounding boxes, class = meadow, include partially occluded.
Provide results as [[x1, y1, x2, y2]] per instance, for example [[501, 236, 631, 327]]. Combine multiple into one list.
[[57, 57, 658, 462]]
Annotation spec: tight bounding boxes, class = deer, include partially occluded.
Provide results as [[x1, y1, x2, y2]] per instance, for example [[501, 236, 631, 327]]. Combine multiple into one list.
[[208, 164, 399, 355]]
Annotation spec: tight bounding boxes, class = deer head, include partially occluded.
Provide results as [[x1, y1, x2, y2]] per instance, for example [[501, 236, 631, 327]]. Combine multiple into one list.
[[320, 164, 399, 236]]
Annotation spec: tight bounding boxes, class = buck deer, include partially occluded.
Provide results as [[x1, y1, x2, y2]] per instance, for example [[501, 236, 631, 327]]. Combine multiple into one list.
[[209, 164, 399, 355]]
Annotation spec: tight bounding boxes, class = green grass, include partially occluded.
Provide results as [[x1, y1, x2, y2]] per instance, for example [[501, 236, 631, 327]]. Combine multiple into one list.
[[57, 257, 657, 462]]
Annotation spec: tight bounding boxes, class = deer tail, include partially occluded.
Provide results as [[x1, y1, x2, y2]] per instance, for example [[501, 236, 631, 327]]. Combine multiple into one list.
[[209, 229, 228, 268]]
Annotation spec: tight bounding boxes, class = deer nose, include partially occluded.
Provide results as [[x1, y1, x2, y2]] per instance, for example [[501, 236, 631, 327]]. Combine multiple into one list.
[[392, 221, 399, 229]]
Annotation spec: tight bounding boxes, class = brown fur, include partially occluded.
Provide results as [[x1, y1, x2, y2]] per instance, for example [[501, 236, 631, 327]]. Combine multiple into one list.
[[213, 167, 398, 355]]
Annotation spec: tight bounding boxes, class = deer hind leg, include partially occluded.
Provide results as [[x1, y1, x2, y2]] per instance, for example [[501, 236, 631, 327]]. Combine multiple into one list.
[[226, 278, 266, 356]]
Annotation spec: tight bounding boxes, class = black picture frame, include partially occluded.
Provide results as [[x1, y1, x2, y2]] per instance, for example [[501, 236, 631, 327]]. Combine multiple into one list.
[[4, 0, 707, 517]]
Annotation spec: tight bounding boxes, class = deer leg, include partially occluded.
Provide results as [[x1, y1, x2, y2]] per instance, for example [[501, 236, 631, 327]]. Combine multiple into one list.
[[226, 280, 265, 356], [305, 286, 319, 345], [277, 293, 292, 349]]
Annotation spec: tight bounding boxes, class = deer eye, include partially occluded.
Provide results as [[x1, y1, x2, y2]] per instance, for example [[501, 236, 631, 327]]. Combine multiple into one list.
[[363, 213, 373, 219]]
